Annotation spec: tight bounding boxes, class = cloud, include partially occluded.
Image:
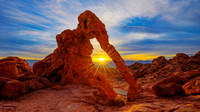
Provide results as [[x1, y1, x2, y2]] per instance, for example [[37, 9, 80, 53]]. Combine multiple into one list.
[[0, 0, 200, 60], [124, 33, 165, 41], [122, 52, 175, 61]]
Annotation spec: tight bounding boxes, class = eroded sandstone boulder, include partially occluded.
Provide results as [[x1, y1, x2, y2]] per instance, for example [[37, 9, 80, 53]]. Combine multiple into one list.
[[152, 75, 188, 96], [183, 69, 200, 80], [133, 64, 152, 78], [0, 77, 27, 97], [0, 57, 33, 80], [131, 51, 200, 81], [183, 78, 200, 95], [128, 62, 143, 71], [33, 10, 140, 101], [151, 56, 168, 72], [171, 53, 190, 65], [0, 57, 52, 98], [191, 51, 200, 65]]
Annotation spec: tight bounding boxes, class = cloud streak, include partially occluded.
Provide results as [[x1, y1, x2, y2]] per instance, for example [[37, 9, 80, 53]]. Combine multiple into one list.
[[0, 0, 200, 60]]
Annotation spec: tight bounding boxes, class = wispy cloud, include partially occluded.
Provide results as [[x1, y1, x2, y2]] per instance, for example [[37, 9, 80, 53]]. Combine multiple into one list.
[[0, 0, 200, 61]]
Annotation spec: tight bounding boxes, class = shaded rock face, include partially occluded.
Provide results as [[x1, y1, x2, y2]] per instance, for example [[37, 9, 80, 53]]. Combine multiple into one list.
[[0, 57, 52, 98], [152, 75, 188, 96], [0, 77, 26, 97], [183, 69, 200, 80], [171, 53, 190, 65], [0, 57, 33, 80], [33, 10, 140, 101], [151, 56, 168, 72], [132, 64, 151, 78], [182, 73, 200, 95], [128, 51, 200, 97], [128, 62, 143, 71], [130, 51, 200, 79]]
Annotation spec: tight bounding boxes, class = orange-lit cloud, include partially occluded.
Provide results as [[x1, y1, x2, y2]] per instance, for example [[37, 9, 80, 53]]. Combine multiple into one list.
[[0, 51, 176, 62], [122, 53, 175, 61], [91, 47, 176, 62]]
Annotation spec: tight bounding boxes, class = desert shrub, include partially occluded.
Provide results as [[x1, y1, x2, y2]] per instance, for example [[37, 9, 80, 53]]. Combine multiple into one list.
[[29, 85, 35, 91], [109, 95, 126, 106], [22, 89, 27, 95]]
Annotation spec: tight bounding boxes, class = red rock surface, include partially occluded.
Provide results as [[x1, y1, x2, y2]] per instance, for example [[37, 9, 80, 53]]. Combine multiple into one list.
[[0, 57, 52, 98], [0, 77, 26, 97], [0, 78, 200, 112], [151, 56, 169, 71], [183, 69, 200, 79], [183, 78, 200, 95], [130, 51, 200, 80], [33, 10, 140, 101], [128, 51, 200, 97], [0, 57, 33, 80], [132, 64, 151, 78], [128, 62, 142, 72], [151, 75, 188, 96], [171, 53, 190, 65]]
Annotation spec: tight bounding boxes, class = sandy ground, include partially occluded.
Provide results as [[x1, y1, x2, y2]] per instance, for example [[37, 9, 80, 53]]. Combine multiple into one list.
[[0, 78, 200, 112]]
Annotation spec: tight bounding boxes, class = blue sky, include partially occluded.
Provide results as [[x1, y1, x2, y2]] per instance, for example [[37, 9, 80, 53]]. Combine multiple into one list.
[[0, 0, 200, 60]]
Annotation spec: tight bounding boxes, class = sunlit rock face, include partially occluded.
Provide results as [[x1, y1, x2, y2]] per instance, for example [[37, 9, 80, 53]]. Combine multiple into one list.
[[0, 57, 52, 97], [183, 78, 200, 95], [128, 50, 200, 97], [0, 57, 33, 80], [33, 10, 140, 100]]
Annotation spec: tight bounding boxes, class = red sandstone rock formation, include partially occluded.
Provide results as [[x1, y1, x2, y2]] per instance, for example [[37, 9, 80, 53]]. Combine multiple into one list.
[[128, 51, 200, 97], [132, 64, 151, 78], [151, 75, 188, 96], [0, 57, 52, 98], [33, 10, 140, 101], [183, 78, 200, 95], [183, 69, 200, 79], [0, 57, 33, 80], [130, 51, 200, 79], [128, 62, 143, 71], [151, 56, 169, 72]]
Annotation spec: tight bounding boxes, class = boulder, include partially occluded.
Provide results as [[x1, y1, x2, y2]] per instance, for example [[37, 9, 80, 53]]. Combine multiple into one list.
[[183, 69, 200, 79], [183, 78, 200, 95], [170, 53, 190, 65], [151, 56, 168, 71], [152, 75, 188, 96], [25, 79, 44, 91], [0, 77, 26, 97], [0, 57, 33, 80], [38, 77, 53, 88], [152, 64, 183, 79], [128, 62, 143, 71], [192, 51, 200, 60], [0, 57, 53, 98], [133, 64, 152, 78], [190, 51, 200, 65]]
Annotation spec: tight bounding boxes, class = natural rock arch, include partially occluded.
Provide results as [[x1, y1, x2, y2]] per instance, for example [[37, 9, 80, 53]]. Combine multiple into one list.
[[33, 10, 140, 101]]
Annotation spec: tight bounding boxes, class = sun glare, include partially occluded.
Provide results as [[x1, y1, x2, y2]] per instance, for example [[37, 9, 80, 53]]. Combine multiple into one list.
[[99, 58, 105, 62]]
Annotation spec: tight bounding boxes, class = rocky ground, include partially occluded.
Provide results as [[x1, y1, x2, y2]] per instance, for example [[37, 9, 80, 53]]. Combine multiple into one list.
[[1, 51, 200, 112], [1, 10, 199, 112], [0, 76, 200, 112]]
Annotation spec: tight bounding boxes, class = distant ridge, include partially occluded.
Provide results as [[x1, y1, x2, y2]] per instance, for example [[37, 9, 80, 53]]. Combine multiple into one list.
[[26, 59, 152, 68]]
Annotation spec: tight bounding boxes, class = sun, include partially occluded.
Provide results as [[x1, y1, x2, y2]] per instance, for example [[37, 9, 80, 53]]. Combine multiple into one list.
[[99, 58, 105, 62]]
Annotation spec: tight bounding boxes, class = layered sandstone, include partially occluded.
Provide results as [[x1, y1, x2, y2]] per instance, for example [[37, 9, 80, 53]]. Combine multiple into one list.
[[0, 57, 52, 97], [128, 51, 200, 97], [33, 10, 140, 101]]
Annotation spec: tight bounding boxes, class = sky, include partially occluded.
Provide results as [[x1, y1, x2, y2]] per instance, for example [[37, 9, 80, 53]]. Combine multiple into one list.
[[0, 0, 200, 61]]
